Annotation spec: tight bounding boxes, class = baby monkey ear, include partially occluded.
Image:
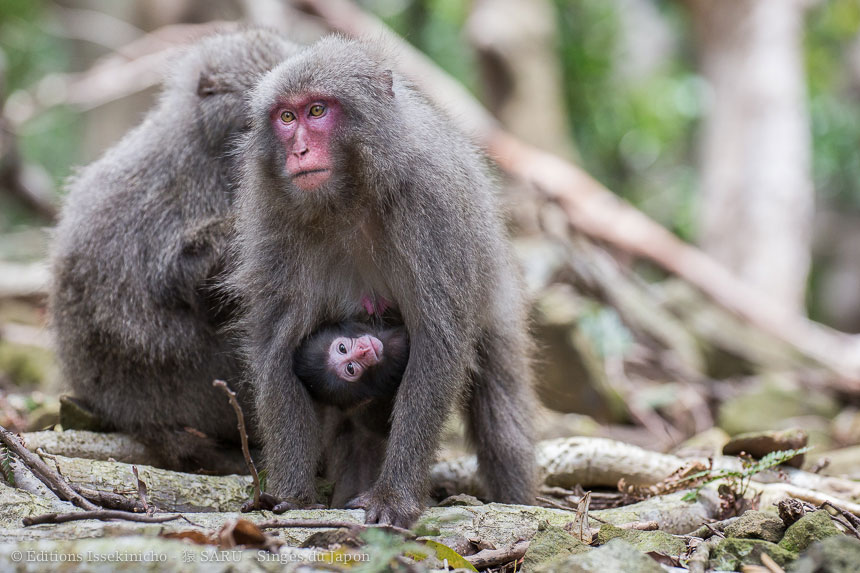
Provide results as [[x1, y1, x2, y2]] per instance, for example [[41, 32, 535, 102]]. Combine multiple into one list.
[[197, 71, 233, 97]]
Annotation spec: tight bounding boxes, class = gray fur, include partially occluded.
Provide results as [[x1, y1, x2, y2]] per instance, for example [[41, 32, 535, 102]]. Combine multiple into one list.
[[50, 29, 299, 472], [232, 36, 537, 525]]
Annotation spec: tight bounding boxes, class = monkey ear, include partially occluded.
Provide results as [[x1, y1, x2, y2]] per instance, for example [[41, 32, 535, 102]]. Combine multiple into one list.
[[197, 72, 232, 97]]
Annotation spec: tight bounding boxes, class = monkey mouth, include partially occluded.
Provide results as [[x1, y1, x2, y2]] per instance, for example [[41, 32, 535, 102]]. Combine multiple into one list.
[[294, 168, 330, 177], [291, 168, 332, 191]]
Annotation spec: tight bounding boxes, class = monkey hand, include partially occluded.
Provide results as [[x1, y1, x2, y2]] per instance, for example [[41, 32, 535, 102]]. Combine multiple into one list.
[[345, 487, 422, 528], [240, 492, 324, 513]]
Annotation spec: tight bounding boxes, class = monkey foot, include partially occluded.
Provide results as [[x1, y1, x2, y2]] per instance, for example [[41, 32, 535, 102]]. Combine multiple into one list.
[[345, 489, 421, 529], [240, 493, 324, 513]]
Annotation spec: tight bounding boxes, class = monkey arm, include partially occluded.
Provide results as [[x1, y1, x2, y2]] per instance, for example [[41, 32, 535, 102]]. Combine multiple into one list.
[[247, 306, 323, 504], [157, 216, 234, 310]]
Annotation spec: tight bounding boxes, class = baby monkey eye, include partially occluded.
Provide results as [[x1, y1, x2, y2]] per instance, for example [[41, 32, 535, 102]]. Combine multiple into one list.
[[338, 343, 347, 354], [309, 104, 326, 117], [280, 110, 295, 123], [346, 363, 355, 376]]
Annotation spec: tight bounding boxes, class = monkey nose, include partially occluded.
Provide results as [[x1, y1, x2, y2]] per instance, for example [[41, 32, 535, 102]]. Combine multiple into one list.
[[356, 337, 380, 362]]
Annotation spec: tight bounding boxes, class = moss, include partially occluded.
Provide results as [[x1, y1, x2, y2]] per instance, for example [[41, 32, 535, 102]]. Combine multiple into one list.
[[596, 523, 686, 555], [710, 538, 797, 570], [724, 510, 786, 543], [522, 524, 591, 570], [779, 510, 842, 553]]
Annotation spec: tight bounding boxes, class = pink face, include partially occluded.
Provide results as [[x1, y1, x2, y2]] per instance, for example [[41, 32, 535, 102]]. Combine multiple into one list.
[[328, 334, 384, 382], [271, 96, 341, 191]]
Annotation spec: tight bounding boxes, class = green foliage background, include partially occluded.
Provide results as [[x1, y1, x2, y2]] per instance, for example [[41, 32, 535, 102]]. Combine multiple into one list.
[[3, 0, 860, 316]]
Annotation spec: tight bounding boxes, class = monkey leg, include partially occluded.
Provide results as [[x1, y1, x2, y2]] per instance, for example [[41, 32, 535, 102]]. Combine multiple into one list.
[[321, 409, 386, 507], [466, 329, 538, 505]]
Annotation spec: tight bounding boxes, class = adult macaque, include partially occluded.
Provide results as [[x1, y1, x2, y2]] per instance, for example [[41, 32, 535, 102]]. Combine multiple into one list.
[[233, 37, 537, 526], [50, 29, 299, 473]]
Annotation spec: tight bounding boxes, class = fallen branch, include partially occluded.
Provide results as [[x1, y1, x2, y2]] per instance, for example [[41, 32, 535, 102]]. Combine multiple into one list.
[[465, 539, 529, 569], [292, 0, 860, 384], [0, 425, 98, 511], [22, 510, 182, 526]]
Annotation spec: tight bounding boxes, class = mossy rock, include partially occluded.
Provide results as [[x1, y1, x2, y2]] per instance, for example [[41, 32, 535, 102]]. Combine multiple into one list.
[[522, 524, 591, 570], [789, 535, 860, 573], [534, 539, 663, 573], [779, 510, 842, 553], [596, 523, 686, 556], [710, 538, 797, 570], [724, 510, 786, 543]]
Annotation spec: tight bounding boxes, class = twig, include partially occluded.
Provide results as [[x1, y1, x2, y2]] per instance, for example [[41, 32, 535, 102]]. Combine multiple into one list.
[[465, 540, 529, 569], [132, 465, 151, 514], [760, 552, 786, 573], [213, 380, 261, 507], [820, 501, 860, 538], [74, 486, 144, 513], [22, 510, 182, 526], [687, 517, 738, 539], [687, 538, 717, 573], [0, 424, 98, 511], [535, 495, 575, 511]]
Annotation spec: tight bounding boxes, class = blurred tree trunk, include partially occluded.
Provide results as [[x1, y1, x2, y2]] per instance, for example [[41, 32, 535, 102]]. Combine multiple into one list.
[[685, 0, 814, 313], [466, 0, 577, 160]]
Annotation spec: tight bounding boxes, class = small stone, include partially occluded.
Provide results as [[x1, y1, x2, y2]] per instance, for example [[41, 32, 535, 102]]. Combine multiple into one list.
[[779, 510, 842, 553], [724, 510, 786, 543], [723, 428, 808, 468]]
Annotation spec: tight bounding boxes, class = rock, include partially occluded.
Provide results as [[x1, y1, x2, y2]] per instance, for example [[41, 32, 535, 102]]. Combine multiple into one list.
[[672, 427, 730, 458], [522, 524, 590, 570], [807, 445, 860, 480], [723, 510, 786, 543], [436, 494, 484, 507], [59, 395, 107, 432], [723, 428, 808, 468], [789, 535, 860, 573], [779, 510, 842, 553], [596, 523, 686, 555], [709, 538, 797, 569], [717, 382, 838, 436], [534, 538, 664, 573]]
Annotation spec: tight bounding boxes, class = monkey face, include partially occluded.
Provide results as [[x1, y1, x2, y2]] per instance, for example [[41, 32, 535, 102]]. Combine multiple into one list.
[[270, 97, 343, 191], [327, 333, 384, 382]]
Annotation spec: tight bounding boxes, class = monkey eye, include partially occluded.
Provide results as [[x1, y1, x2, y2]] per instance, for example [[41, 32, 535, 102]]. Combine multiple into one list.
[[338, 343, 347, 354], [346, 363, 356, 376], [280, 110, 295, 123], [309, 104, 326, 117]]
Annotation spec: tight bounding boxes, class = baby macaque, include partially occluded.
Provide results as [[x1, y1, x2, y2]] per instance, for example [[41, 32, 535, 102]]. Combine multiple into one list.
[[294, 319, 409, 432]]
